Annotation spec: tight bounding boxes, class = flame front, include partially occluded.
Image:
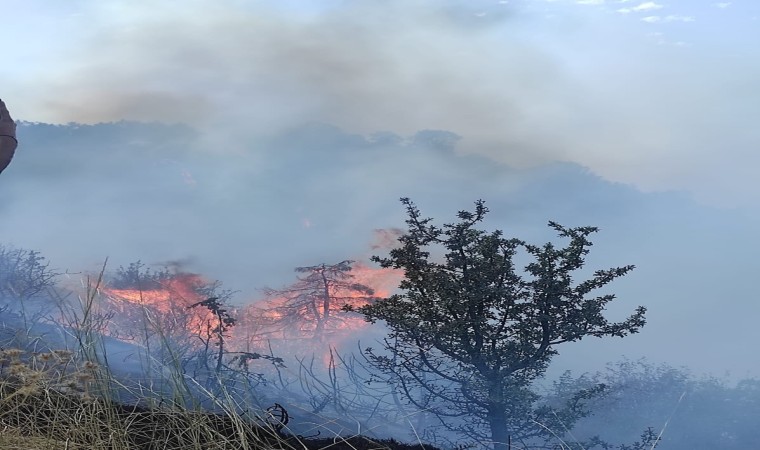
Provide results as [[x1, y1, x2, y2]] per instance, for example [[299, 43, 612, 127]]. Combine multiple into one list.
[[102, 273, 217, 344], [97, 263, 402, 366]]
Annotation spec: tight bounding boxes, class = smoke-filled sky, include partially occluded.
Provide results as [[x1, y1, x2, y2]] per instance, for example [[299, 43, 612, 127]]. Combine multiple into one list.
[[2, 0, 760, 379], [5, 0, 760, 204]]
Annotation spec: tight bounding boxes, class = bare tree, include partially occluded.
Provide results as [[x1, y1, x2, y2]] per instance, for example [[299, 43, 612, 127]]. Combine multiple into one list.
[[264, 260, 377, 341], [188, 296, 236, 376], [0, 244, 59, 326]]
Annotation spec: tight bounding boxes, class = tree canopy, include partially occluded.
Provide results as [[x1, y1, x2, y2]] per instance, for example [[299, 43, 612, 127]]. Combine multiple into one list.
[[355, 198, 647, 450]]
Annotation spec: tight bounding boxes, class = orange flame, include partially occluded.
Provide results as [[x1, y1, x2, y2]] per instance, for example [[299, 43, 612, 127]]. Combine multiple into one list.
[[96, 263, 402, 367], [102, 273, 218, 342]]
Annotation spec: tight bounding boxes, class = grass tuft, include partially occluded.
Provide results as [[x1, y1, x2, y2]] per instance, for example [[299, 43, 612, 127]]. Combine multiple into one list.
[[0, 348, 438, 450]]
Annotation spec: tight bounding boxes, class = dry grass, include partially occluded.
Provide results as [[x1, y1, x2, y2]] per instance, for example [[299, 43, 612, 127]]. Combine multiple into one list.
[[0, 348, 437, 450], [0, 348, 292, 450], [0, 426, 82, 450], [0, 267, 437, 450]]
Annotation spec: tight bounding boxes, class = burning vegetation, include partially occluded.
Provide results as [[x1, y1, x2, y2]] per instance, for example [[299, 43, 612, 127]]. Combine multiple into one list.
[[100, 260, 400, 360], [3, 200, 756, 449], [253, 261, 388, 340], [104, 267, 225, 343], [73, 258, 404, 408]]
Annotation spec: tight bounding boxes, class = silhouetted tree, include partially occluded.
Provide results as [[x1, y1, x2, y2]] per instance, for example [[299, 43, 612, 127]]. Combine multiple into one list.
[[354, 198, 647, 450], [0, 244, 58, 326], [0, 245, 57, 304], [189, 296, 236, 375], [264, 261, 377, 341], [110, 261, 173, 290]]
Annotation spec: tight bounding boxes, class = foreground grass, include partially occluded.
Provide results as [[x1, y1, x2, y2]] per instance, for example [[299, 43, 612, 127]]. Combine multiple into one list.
[[0, 426, 83, 450], [0, 348, 437, 450]]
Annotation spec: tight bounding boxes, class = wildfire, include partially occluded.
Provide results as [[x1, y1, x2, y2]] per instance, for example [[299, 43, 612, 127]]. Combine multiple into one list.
[[102, 273, 218, 341], [233, 261, 402, 368], [349, 261, 401, 299], [239, 262, 400, 341], [96, 261, 402, 367]]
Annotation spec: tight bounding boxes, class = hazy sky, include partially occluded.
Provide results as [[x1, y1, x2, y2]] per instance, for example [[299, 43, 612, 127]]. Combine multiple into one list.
[[3, 0, 759, 205], [2, 0, 760, 379]]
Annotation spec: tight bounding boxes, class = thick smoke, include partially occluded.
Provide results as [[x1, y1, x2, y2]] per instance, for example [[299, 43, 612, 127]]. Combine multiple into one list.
[[2, 0, 760, 394], [6, 0, 760, 205], [3, 120, 760, 381]]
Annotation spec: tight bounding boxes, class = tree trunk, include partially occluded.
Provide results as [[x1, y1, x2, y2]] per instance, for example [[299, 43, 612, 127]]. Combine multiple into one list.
[[215, 313, 225, 374], [487, 406, 510, 450]]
